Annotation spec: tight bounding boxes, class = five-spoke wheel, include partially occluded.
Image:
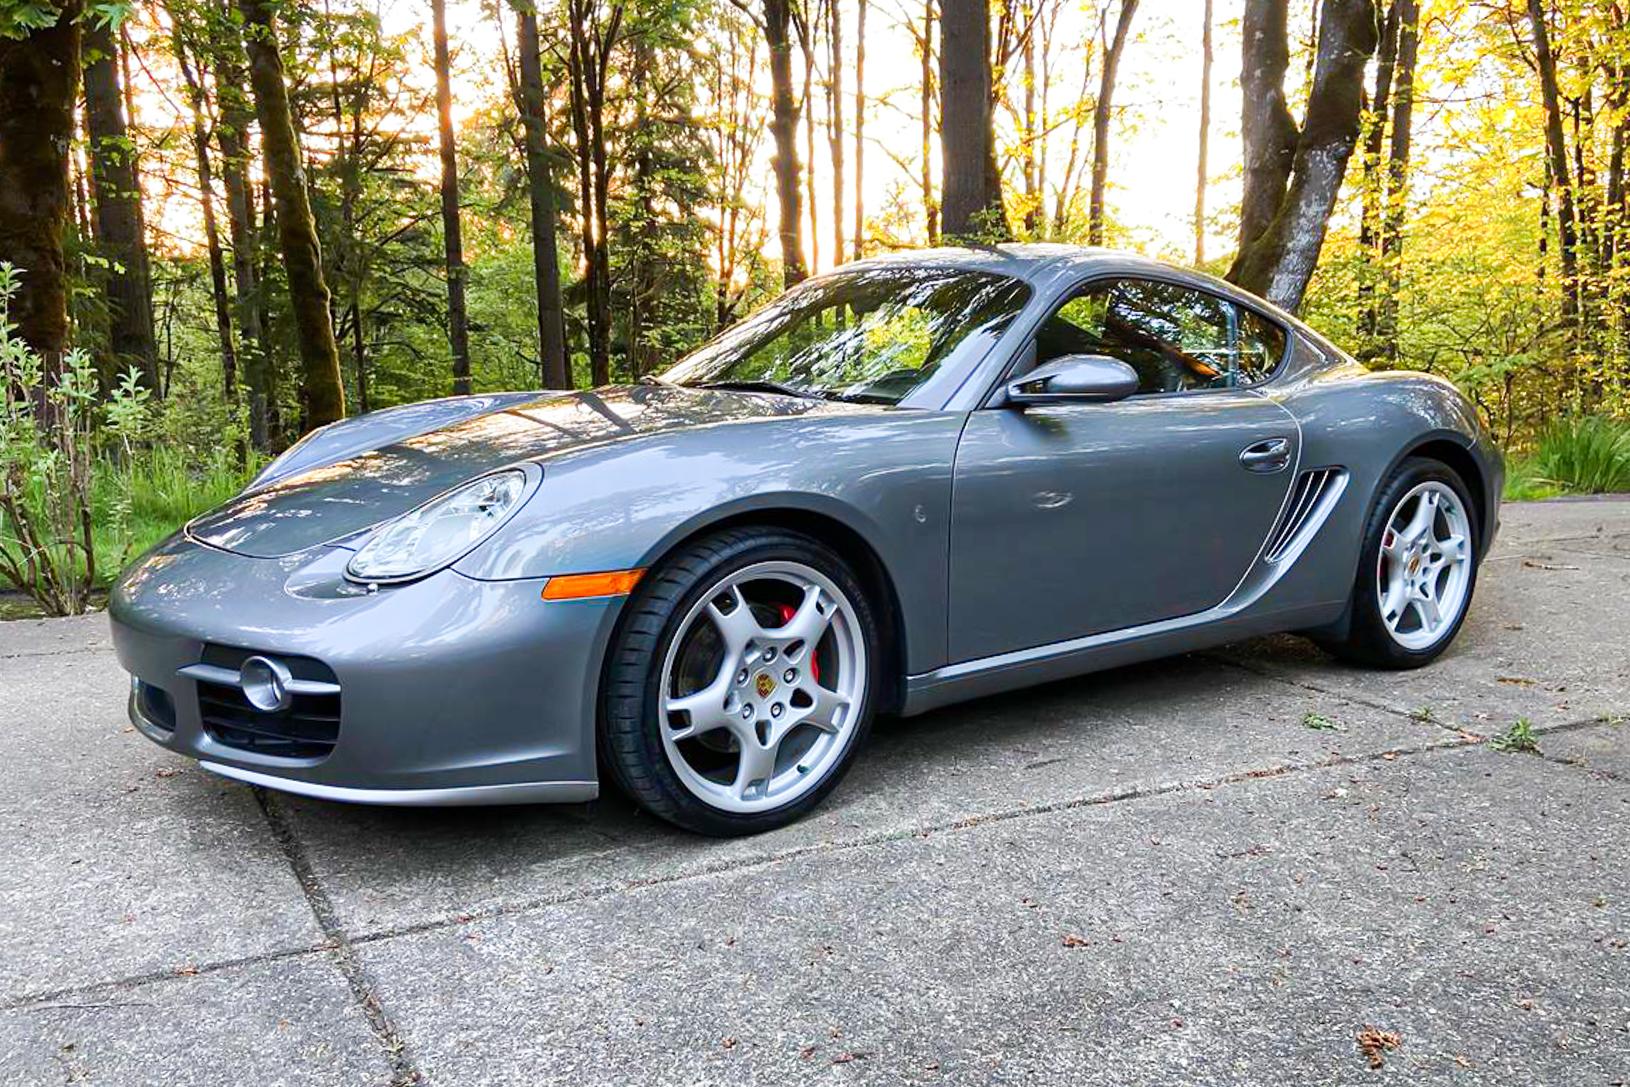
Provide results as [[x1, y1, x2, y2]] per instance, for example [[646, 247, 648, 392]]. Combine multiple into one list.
[[1374, 481, 1473, 651], [659, 561, 866, 813], [601, 529, 878, 835], [1322, 457, 1480, 668]]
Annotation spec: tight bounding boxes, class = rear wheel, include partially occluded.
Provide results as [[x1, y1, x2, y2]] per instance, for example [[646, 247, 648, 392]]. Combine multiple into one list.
[[600, 528, 878, 836], [1321, 457, 1478, 668]]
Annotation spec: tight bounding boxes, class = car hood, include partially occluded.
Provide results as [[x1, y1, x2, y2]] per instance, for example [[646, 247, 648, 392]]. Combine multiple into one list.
[[188, 385, 833, 558]]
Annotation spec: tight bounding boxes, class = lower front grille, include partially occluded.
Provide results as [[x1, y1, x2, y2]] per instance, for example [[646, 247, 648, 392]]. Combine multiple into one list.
[[189, 645, 341, 760]]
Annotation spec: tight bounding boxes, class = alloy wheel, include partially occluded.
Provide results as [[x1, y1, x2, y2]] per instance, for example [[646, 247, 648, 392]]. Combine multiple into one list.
[[657, 560, 867, 813], [1375, 480, 1473, 651]]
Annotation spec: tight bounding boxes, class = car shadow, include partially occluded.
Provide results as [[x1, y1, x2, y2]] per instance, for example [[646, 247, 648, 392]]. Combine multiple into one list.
[[268, 644, 1294, 852]]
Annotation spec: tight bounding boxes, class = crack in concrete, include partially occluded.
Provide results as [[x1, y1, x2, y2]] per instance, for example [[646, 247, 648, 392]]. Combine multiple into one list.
[[5, 712, 1618, 1015], [0, 944, 331, 1014], [1204, 652, 1471, 738], [253, 787, 423, 1087], [304, 736, 1486, 950], [1208, 654, 1630, 781], [0, 645, 109, 662]]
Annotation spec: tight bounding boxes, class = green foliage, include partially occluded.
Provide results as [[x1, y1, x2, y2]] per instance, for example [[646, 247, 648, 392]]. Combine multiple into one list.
[[1503, 457, 1562, 502], [0, 264, 131, 614], [1531, 416, 1630, 494], [98, 443, 254, 566], [1301, 711, 1342, 732], [1489, 718, 1540, 755], [0, 0, 61, 38], [0, 263, 255, 613]]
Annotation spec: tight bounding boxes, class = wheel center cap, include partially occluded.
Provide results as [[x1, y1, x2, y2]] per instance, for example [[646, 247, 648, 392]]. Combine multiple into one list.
[[1408, 554, 1421, 576], [754, 672, 776, 699]]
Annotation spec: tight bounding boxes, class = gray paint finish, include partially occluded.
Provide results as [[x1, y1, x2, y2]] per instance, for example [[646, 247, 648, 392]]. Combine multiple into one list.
[[108, 244, 1503, 804]]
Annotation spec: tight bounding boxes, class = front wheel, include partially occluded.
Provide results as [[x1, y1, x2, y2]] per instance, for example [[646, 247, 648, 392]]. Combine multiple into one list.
[[600, 528, 879, 836], [1321, 457, 1479, 669]]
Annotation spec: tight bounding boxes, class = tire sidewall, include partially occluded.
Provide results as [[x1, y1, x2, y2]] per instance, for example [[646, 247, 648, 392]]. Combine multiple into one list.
[[601, 530, 881, 836], [1349, 458, 1479, 668]]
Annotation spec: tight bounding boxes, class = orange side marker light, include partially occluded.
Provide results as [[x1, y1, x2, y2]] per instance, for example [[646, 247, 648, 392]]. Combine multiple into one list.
[[541, 568, 645, 600]]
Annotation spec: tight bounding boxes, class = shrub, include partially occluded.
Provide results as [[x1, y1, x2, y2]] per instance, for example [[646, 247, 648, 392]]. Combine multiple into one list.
[[0, 263, 150, 615], [1533, 415, 1630, 494]]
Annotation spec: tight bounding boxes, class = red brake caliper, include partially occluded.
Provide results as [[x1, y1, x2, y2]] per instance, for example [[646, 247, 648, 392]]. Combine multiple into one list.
[[776, 603, 818, 682]]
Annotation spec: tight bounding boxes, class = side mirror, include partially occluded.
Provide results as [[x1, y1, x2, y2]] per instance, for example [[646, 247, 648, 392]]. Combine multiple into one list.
[[1005, 354, 1139, 406]]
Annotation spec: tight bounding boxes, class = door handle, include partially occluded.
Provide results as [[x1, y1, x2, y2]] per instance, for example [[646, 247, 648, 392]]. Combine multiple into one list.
[[1239, 437, 1292, 473]]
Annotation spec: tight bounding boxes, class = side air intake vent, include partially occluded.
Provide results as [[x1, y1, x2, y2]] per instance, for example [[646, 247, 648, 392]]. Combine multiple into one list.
[[1264, 467, 1347, 563]]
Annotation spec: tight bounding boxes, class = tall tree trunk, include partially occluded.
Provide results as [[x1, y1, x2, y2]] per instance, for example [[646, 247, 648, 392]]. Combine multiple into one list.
[[515, 3, 568, 388], [940, 0, 1004, 237], [1194, 0, 1212, 264], [1022, 0, 1039, 235], [919, 0, 938, 243], [316, 0, 361, 414], [431, 0, 473, 396], [211, 3, 272, 451], [1235, 0, 1299, 259], [853, 0, 867, 256], [1527, 0, 1579, 319], [565, 0, 617, 385], [1356, 0, 1398, 349], [1053, 43, 1092, 235], [237, 0, 345, 430], [82, 15, 159, 392], [0, 2, 82, 370], [172, 28, 239, 411], [802, 20, 819, 272], [826, 0, 845, 265], [1374, 0, 1417, 360], [764, 0, 808, 285], [1087, 0, 1138, 246], [1226, 0, 1379, 313]]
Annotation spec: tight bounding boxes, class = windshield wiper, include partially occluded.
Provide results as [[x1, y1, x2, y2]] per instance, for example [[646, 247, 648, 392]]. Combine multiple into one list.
[[694, 379, 824, 400]]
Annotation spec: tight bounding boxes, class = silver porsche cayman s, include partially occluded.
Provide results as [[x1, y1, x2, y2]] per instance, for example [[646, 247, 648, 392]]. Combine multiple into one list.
[[111, 245, 1503, 835]]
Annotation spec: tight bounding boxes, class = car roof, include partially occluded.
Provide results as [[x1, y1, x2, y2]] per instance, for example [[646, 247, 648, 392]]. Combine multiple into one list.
[[838, 243, 1259, 306], [840, 242, 1103, 282], [826, 243, 1346, 367]]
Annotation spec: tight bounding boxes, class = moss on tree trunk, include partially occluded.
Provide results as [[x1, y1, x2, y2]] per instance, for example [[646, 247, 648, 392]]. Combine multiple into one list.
[[237, 0, 345, 430], [0, 2, 83, 368], [82, 16, 159, 392]]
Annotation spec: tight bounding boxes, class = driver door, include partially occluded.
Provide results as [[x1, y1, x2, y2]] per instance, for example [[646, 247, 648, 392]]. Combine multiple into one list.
[[947, 276, 1299, 662]]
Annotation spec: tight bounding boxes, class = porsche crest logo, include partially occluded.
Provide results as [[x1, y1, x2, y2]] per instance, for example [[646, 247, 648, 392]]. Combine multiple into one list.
[[754, 672, 776, 699]]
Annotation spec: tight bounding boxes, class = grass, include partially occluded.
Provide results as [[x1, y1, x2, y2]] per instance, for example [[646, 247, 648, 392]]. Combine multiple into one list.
[[2, 445, 255, 611], [98, 445, 257, 571], [1504, 415, 1630, 500], [1489, 718, 1541, 755], [1302, 711, 1343, 732]]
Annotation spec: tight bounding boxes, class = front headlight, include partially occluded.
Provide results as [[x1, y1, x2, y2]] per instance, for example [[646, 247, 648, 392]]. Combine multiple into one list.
[[346, 469, 529, 583]]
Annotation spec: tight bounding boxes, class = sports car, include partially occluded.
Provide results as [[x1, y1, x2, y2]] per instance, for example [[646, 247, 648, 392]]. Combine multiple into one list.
[[110, 245, 1503, 835]]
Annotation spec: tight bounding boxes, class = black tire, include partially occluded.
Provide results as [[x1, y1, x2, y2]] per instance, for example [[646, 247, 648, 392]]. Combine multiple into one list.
[[599, 527, 880, 836], [1320, 456, 1479, 669]]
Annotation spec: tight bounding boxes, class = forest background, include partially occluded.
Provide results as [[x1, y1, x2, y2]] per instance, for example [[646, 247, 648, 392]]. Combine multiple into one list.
[[1, 0, 1626, 614]]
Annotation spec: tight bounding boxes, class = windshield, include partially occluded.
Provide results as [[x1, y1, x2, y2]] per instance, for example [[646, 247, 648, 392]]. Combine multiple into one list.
[[660, 266, 1031, 404]]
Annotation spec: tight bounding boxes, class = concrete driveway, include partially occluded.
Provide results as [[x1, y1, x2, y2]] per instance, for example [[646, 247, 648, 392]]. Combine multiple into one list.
[[1, 499, 1627, 1085]]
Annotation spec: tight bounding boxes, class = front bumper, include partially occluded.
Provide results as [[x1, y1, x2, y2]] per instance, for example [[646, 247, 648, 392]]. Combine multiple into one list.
[[110, 533, 623, 804]]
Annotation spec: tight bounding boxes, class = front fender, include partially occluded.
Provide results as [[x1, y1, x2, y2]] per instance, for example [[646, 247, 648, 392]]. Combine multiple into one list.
[[454, 411, 966, 674]]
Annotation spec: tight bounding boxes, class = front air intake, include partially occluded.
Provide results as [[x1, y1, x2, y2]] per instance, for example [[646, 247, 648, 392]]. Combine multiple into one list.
[[182, 645, 342, 760], [1264, 467, 1347, 563]]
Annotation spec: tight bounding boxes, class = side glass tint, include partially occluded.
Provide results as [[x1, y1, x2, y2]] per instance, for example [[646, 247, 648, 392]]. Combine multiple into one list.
[[1235, 307, 1288, 384]]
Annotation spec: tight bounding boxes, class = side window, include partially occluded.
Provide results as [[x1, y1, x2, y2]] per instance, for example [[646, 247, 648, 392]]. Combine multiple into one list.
[[1236, 307, 1287, 384], [1034, 278, 1284, 394]]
